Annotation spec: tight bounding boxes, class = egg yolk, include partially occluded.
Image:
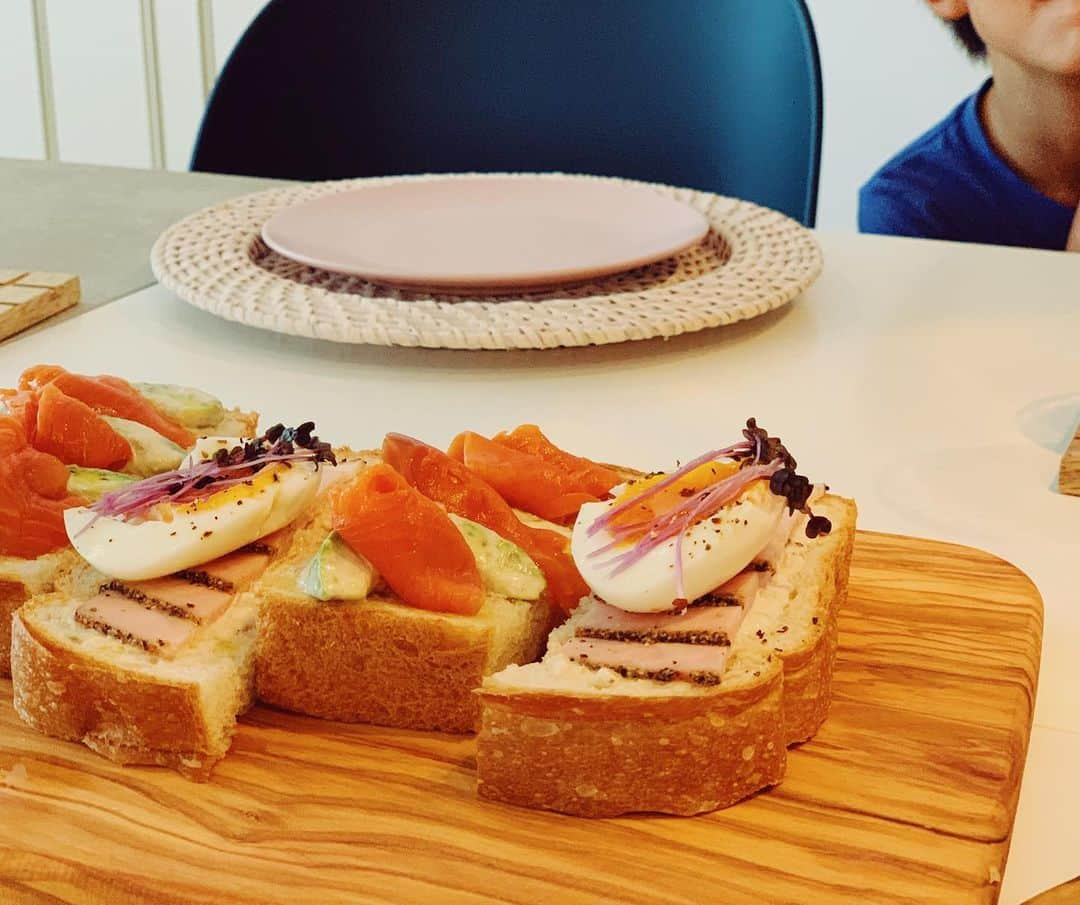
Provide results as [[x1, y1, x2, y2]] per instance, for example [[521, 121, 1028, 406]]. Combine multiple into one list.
[[178, 463, 284, 514], [608, 460, 741, 543]]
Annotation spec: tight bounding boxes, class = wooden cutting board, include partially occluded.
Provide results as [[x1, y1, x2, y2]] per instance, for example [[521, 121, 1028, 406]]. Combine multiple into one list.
[[1060, 420, 1080, 496], [0, 531, 1042, 905]]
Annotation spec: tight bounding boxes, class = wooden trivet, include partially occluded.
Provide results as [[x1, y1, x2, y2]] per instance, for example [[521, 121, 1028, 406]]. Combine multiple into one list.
[[0, 270, 80, 340], [1059, 420, 1080, 496]]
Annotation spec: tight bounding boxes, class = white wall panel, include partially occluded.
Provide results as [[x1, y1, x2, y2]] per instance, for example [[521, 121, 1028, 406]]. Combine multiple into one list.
[[155, 1, 204, 169], [48, 0, 151, 167], [0, 1, 46, 160], [211, 0, 265, 75]]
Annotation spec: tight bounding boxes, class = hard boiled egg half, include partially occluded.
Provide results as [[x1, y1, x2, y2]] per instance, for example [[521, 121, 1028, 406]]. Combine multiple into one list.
[[571, 460, 785, 613], [64, 437, 321, 580]]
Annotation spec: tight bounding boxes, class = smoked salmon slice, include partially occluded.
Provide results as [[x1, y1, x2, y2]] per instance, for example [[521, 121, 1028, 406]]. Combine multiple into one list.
[[34, 383, 132, 470], [19, 365, 194, 447], [449, 430, 605, 522], [0, 414, 86, 558], [18, 365, 65, 391], [0, 388, 39, 442], [331, 463, 485, 616], [490, 425, 621, 497], [383, 433, 590, 612]]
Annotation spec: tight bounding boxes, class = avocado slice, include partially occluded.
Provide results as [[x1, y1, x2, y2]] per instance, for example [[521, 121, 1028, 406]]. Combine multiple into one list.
[[299, 532, 377, 601], [67, 466, 137, 501], [449, 513, 546, 600], [103, 416, 186, 477], [134, 382, 226, 430]]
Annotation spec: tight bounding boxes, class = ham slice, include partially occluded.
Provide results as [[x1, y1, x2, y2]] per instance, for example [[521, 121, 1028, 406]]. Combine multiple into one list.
[[104, 549, 270, 624], [75, 591, 196, 655], [708, 569, 763, 607], [75, 547, 272, 656], [177, 549, 270, 594], [562, 635, 730, 685], [565, 557, 770, 685], [575, 599, 744, 644], [104, 576, 232, 625]]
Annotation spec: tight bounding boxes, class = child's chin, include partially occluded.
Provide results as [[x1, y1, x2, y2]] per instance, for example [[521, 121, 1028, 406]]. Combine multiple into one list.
[[1031, 29, 1080, 75]]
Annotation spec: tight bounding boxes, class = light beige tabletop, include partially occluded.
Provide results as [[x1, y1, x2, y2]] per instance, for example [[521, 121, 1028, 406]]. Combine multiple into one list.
[[0, 158, 287, 332]]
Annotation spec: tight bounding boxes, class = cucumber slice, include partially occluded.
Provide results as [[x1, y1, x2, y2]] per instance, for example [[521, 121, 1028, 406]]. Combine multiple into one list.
[[103, 416, 186, 476], [134, 382, 225, 429], [449, 513, 546, 600], [66, 466, 137, 501], [299, 531, 377, 601]]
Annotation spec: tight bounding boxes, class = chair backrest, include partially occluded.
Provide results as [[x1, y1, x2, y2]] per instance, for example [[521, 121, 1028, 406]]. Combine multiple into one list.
[[192, 0, 822, 225]]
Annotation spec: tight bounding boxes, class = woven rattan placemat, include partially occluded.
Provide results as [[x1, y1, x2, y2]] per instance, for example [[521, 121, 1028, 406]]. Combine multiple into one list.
[[151, 173, 822, 350]]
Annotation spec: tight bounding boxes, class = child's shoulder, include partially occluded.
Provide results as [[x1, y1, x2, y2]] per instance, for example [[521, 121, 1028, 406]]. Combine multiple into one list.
[[859, 91, 986, 239]]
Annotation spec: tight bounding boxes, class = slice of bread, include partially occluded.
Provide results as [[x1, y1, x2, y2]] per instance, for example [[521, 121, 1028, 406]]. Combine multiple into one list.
[[0, 549, 82, 677], [253, 460, 555, 733], [11, 559, 262, 780], [475, 493, 857, 816], [8, 442, 343, 778], [0, 405, 259, 678]]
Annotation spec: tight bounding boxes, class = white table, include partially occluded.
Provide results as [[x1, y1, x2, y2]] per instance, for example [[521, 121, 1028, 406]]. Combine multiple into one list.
[[2, 231, 1077, 903]]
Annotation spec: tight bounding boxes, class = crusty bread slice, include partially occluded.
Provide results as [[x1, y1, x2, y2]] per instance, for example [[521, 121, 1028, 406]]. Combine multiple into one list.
[[0, 405, 259, 678], [0, 549, 82, 677], [253, 459, 555, 733], [11, 560, 262, 780], [476, 493, 857, 816]]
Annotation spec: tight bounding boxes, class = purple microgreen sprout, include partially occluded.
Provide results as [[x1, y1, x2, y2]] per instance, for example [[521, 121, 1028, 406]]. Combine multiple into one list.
[[588, 418, 832, 597], [77, 423, 335, 535]]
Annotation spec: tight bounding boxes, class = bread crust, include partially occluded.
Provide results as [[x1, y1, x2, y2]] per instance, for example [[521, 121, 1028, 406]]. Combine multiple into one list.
[[476, 494, 857, 816], [0, 580, 28, 677], [256, 594, 497, 732], [0, 549, 83, 678], [10, 609, 241, 781], [478, 672, 786, 816], [781, 503, 854, 743]]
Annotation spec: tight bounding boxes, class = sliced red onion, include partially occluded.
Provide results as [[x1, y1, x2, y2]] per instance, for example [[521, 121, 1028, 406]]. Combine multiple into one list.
[[80, 448, 322, 529], [592, 461, 782, 598], [585, 442, 751, 538]]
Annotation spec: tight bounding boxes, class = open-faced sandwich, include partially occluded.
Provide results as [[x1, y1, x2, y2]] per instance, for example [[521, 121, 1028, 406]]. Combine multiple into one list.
[[9, 421, 339, 778], [0, 365, 257, 677], [476, 419, 856, 816], [252, 431, 594, 732], [7, 404, 855, 804]]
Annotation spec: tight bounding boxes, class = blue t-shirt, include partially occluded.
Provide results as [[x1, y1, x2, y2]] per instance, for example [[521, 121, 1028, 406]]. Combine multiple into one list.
[[859, 81, 1073, 249]]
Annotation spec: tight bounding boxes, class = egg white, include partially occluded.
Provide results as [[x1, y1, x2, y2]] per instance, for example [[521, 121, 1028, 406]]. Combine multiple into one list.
[[571, 480, 785, 613], [64, 453, 321, 581]]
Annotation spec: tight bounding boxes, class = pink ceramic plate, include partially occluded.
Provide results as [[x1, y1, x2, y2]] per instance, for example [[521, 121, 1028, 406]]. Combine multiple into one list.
[[260, 175, 710, 290]]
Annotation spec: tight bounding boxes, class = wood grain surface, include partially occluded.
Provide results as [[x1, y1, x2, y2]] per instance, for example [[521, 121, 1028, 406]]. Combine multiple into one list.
[[0, 531, 1042, 905], [0, 271, 79, 341], [1060, 421, 1080, 497]]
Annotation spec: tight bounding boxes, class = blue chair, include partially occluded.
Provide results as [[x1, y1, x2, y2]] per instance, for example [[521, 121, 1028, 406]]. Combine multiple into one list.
[[192, 0, 822, 225]]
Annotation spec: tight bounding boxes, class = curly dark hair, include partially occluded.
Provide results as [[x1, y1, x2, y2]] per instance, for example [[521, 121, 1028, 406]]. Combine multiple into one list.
[[949, 15, 986, 58]]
